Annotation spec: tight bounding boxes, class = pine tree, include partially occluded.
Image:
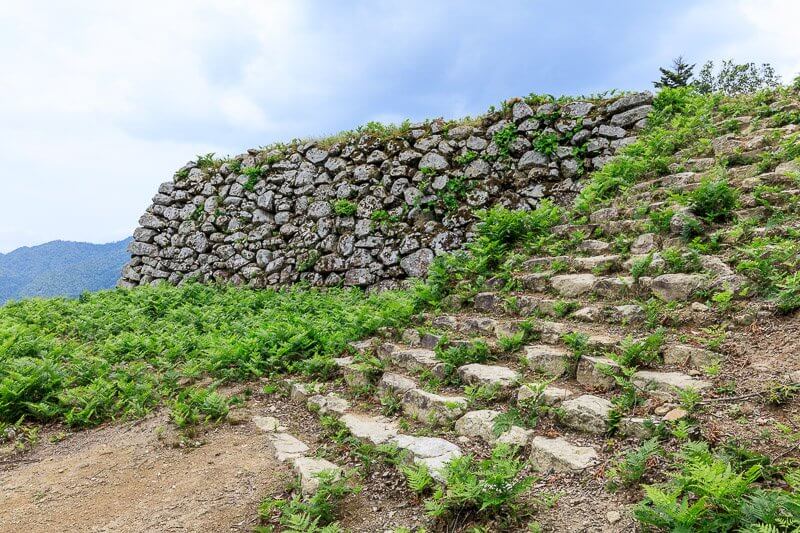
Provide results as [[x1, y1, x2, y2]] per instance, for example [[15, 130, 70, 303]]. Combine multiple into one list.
[[654, 56, 695, 89]]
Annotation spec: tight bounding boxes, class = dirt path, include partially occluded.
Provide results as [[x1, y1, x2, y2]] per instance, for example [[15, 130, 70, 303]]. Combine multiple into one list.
[[0, 411, 290, 533]]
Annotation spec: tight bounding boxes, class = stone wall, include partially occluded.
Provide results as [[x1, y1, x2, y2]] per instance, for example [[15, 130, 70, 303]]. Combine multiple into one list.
[[119, 92, 653, 290]]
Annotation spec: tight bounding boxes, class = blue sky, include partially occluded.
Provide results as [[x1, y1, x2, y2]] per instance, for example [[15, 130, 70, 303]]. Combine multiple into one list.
[[0, 0, 797, 252]]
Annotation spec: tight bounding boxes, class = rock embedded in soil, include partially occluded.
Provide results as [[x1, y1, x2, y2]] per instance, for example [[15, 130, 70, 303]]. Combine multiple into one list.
[[530, 436, 598, 471]]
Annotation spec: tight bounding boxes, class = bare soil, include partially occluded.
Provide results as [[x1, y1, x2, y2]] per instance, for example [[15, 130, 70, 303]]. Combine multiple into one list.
[[0, 409, 290, 533]]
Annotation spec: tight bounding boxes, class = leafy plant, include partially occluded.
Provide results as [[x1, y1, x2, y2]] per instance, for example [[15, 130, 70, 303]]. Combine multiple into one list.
[[424, 444, 534, 523], [401, 462, 435, 495], [607, 438, 662, 490], [690, 178, 739, 222], [492, 123, 517, 160], [258, 470, 359, 531], [0, 284, 415, 427], [435, 341, 490, 383], [170, 386, 229, 428], [634, 442, 800, 532]]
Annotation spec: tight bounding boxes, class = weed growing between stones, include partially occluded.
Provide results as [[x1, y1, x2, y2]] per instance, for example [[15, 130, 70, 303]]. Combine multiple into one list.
[[257, 470, 359, 533], [421, 443, 535, 528]]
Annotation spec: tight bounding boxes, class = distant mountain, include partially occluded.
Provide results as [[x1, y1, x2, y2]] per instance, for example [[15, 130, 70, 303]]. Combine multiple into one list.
[[0, 238, 132, 304]]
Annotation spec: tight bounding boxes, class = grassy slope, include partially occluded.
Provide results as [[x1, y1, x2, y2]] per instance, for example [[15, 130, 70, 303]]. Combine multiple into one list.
[[0, 283, 415, 427]]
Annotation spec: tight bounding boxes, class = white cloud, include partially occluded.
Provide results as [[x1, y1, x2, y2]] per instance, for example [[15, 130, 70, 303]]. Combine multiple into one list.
[[663, 0, 800, 80], [0, 0, 798, 253]]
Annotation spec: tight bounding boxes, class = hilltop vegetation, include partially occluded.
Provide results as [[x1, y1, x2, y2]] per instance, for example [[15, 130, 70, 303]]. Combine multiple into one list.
[[0, 238, 131, 304]]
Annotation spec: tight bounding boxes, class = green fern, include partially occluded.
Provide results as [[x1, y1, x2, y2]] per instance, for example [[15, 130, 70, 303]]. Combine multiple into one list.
[[401, 463, 434, 495]]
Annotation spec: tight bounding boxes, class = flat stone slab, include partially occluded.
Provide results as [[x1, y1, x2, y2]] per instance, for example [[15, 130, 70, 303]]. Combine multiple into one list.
[[517, 384, 573, 406], [458, 316, 499, 335], [550, 274, 597, 297], [378, 372, 417, 395], [561, 395, 613, 435], [458, 364, 521, 390], [577, 239, 611, 254], [663, 344, 720, 368], [291, 456, 342, 494], [253, 415, 285, 433], [402, 388, 468, 425], [289, 381, 324, 403], [455, 410, 501, 441], [572, 254, 620, 271], [497, 426, 535, 447], [308, 393, 350, 416], [392, 434, 462, 482], [651, 274, 705, 301], [522, 344, 573, 377], [576, 355, 620, 391], [340, 412, 399, 445], [347, 338, 377, 354], [530, 436, 598, 471], [267, 432, 310, 462], [390, 348, 440, 371], [632, 370, 711, 393]]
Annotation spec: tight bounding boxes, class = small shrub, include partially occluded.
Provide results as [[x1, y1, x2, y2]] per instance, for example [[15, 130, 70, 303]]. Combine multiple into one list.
[[775, 272, 800, 314], [690, 178, 739, 222], [630, 253, 654, 281], [531, 132, 559, 156], [401, 463, 435, 495], [552, 300, 577, 318], [455, 150, 479, 166], [634, 442, 800, 532], [424, 444, 534, 522], [492, 124, 517, 160]]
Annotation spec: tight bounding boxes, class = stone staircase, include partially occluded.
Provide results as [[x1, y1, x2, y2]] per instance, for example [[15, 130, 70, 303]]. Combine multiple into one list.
[[255, 112, 800, 529]]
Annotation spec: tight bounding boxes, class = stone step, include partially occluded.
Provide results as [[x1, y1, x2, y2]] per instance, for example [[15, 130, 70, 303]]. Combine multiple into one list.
[[457, 363, 521, 393], [560, 394, 613, 435], [530, 436, 599, 472], [266, 431, 311, 462], [304, 398, 464, 484], [392, 434, 462, 482], [256, 415, 344, 495], [517, 271, 711, 303], [291, 456, 343, 494], [517, 383, 574, 406], [454, 409, 501, 441], [521, 254, 623, 275], [631, 370, 712, 394], [401, 387, 469, 426], [522, 344, 574, 378], [340, 412, 400, 445], [378, 372, 417, 396], [308, 393, 351, 416], [379, 344, 444, 374], [663, 344, 721, 369], [576, 355, 620, 392]]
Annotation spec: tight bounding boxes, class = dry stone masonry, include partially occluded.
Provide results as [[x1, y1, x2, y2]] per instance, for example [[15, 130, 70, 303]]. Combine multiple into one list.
[[121, 93, 653, 290]]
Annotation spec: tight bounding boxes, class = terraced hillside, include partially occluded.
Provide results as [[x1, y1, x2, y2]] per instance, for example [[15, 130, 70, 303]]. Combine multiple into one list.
[[261, 87, 800, 531], [2, 85, 800, 532]]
